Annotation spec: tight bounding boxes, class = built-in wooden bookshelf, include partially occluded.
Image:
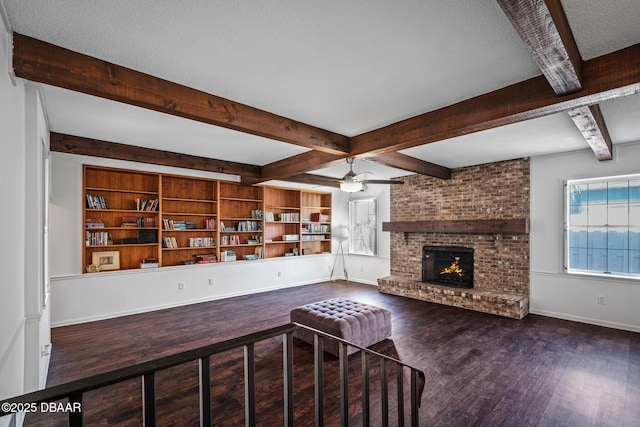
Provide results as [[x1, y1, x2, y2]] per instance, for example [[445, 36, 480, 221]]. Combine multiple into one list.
[[263, 187, 301, 258], [83, 166, 160, 271], [82, 165, 332, 272], [300, 191, 332, 255], [160, 175, 218, 267], [219, 182, 264, 262]]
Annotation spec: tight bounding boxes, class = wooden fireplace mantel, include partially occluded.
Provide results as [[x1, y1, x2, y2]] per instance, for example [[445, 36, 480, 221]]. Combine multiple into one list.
[[382, 219, 529, 235]]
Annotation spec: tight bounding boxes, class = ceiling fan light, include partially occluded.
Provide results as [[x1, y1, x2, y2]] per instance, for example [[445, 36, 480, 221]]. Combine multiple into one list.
[[340, 181, 363, 192]]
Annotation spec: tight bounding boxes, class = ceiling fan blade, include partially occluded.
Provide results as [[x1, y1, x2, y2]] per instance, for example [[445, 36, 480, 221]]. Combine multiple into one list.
[[353, 172, 373, 181], [361, 179, 404, 185]]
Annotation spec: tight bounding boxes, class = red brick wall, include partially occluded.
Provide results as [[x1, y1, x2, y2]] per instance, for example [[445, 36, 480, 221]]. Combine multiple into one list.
[[389, 158, 530, 294]]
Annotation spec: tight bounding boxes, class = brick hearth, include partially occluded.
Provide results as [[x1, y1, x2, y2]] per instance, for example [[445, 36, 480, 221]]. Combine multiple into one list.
[[383, 158, 530, 318]]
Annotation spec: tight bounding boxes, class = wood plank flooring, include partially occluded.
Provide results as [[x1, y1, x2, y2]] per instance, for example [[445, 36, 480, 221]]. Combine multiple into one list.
[[24, 281, 640, 426]]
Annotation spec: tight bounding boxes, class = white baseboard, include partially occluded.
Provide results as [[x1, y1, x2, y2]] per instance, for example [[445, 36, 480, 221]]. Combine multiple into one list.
[[530, 308, 640, 333]]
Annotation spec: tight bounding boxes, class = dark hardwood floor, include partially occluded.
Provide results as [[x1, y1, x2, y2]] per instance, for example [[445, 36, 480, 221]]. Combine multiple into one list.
[[25, 280, 640, 426]]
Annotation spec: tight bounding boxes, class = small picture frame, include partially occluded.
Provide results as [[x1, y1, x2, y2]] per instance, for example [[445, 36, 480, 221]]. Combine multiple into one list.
[[92, 251, 120, 271]]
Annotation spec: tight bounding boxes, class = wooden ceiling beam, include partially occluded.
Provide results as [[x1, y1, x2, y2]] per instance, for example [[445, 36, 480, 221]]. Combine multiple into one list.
[[50, 132, 262, 179], [498, 0, 613, 161], [497, 0, 582, 95], [567, 104, 613, 161], [367, 152, 451, 180], [248, 151, 347, 185], [350, 43, 640, 157], [282, 174, 341, 188], [14, 33, 350, 156]]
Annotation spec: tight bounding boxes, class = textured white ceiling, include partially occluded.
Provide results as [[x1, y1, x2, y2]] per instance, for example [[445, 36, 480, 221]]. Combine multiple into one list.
[[3, 0, 640, 181]]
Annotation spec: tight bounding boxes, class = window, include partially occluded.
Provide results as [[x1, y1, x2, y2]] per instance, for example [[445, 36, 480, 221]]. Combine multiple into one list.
[[566, 174, 640, 279], [348, 198, 377, 256]]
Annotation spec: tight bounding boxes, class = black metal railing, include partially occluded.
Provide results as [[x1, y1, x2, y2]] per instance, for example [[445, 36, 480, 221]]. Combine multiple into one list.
[[0, 323, 425, 426]]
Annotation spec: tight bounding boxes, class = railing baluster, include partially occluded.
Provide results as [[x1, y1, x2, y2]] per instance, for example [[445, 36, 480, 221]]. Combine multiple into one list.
[[339, 343, 349, 427], [142, 373, 156, 427], [380, 358, 389, 425], [361, 350, 370, 427], [68, 393, 83, 427], [314, 334, 324, 427], [199, 356, 211, 427], [283, 332, 294, 427], [244, 343, 256, 427], [397, 366, 404, 426], [410, 369, 420, 427]]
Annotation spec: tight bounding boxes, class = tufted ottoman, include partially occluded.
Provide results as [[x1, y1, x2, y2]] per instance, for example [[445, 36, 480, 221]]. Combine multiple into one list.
[[290, 298, 392, 357]]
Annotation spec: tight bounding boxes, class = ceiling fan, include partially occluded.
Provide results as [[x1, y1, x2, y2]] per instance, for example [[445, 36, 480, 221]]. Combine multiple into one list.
[[339, 158, 404, 192]]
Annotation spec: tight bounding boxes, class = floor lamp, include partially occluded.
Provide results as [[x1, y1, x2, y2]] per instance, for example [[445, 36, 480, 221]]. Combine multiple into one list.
[[330, 226, 349, 281]]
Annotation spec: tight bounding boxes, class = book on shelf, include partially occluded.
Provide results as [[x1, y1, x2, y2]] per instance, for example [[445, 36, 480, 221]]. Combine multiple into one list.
[[86, 231, 112, 246], [140, 258, 159, 269], [85, 218, 105, 228], [204, 218, 216, 230], [188, 237, 215, 247], [251, 209, 263, 219], [276, 212, 299, 222], [122, 216, 158, 228], [193, 254, 217, 264], [309, 213, 330, 222], [86, 194, 106, 210], [237, 220, 262, 231], [162, 236, 179, 248], [135, 198, 159, 211], [221, 250, 236, 262], [264, 212, 274, 222]]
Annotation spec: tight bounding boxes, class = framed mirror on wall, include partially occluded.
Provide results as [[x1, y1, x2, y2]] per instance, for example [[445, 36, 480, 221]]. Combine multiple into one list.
[[348, 197, 377, 256]]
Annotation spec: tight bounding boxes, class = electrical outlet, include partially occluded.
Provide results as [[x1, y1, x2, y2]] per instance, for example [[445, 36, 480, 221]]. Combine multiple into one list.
[[597, 295, 605, 305], [277, 271, 282, 277], [178, 282, 185, 290], [360, 266, 364, 272], [209, 278, 215, 286]]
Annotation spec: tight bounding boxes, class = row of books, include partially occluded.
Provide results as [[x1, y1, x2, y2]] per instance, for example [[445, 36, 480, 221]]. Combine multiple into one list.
[[237, 220, 262, 231], [264, 212, 300, 222], [135, 198, 159, 211], [122, 217, 158, 228], [162, 236, 179, 248], [251, 209, 263, 219], [188, 237, 215, 247], [162, 219, 199, 230], [86, 194, 107, 210], [309, 213, 330, 222], [86, 231, 112, 246], [301, 235, 327, 241], [301, 223, 330, 233], [221, 235, 241, 245]]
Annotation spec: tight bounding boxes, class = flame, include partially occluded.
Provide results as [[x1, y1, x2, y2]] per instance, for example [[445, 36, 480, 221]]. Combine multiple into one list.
[[440, 257, 465, 277]]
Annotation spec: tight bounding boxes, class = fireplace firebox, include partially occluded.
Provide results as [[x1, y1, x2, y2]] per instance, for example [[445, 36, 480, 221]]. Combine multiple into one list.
[[422, 246, 474, 288]]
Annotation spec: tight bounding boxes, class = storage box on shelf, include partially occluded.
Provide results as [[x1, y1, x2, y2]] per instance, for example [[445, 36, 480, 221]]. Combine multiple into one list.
[[219, 182, 264, 261], [263, 187, 301, 258], [83, 166, 160, 271], [300, 191, 332, 255], [160, 175, 218, 266]]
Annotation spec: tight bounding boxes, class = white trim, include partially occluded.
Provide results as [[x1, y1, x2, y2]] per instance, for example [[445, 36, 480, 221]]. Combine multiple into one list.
[[529, 308, 640, 333]]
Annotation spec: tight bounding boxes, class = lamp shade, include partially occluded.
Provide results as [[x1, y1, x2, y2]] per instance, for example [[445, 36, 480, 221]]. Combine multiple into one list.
[[333, 226, 349, 240], [340, 181, 363, 192]]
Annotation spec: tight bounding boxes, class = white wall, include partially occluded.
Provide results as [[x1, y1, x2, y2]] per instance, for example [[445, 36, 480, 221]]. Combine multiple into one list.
[[0, 16, 27, 407], [530, 141, 640, 332], [49, 153, 391, 325]]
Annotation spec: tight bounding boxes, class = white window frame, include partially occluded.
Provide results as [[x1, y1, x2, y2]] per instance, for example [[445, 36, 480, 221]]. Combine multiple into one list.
[[565, 173, 640, 280]]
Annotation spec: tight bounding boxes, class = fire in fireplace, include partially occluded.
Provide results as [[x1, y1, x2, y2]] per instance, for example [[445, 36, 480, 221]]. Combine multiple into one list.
[[422, 246, 474, 288]]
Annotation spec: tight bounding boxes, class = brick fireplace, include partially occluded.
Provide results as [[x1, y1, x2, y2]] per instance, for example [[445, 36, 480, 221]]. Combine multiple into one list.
[[378, 158, 530, 319]]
